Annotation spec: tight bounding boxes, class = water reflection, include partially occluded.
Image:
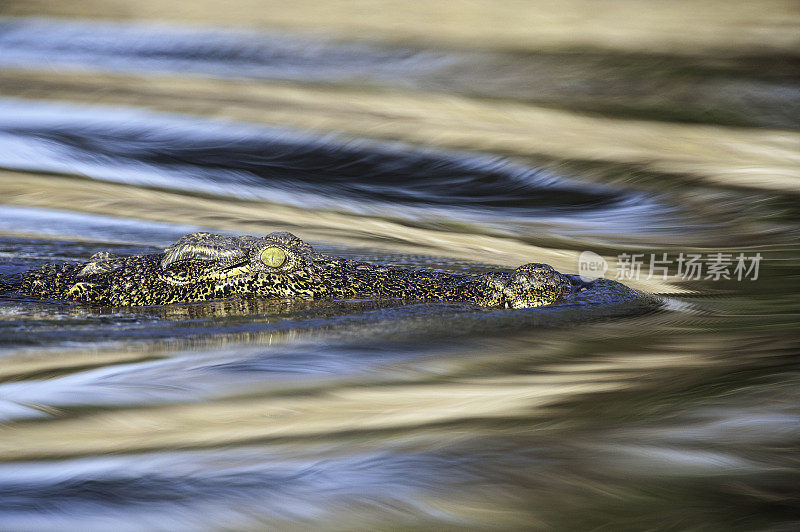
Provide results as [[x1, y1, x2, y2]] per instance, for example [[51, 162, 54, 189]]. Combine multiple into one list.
[[0, 449, 472, 530], [0, 312, 796, 529], [0, 2, 798, 530], [1, 17, 797, 129], [0, 98, 657, 228], [0, 339, 450, 421]]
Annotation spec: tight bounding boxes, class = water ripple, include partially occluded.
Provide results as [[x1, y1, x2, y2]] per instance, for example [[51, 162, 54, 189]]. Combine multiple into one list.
[[0, 97, 670, 236], [0, 17, 453, 86]]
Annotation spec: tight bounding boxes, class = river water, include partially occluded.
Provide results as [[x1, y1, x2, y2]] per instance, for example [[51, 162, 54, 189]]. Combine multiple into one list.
[[0, 11, 798, 531]]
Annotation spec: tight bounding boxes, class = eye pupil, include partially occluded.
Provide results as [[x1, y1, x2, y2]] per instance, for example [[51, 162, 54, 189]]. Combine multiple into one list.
[[260, 247, 286, 268]]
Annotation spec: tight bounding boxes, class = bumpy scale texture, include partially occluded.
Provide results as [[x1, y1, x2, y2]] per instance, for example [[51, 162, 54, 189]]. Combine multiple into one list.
[[15, 231, 576, 308]]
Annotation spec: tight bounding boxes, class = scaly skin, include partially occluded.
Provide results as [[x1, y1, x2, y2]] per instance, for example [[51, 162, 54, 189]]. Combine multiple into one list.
[[12, 231, 580, 308]]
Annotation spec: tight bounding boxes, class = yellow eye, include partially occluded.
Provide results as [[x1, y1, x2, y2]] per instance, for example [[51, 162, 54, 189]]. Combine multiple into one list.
[[260, 247, 286, 268]]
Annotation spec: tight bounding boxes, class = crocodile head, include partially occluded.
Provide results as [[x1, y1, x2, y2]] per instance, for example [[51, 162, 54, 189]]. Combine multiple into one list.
[[154, 231, 576, 307], [20, 231, 580, 308]]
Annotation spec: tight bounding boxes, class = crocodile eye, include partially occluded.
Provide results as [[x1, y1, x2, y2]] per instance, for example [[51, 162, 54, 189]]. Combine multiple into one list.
[[260, 247, 286, 268]]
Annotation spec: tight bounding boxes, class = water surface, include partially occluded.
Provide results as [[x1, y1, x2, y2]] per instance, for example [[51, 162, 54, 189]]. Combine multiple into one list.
[[0, 12, 798, 531]]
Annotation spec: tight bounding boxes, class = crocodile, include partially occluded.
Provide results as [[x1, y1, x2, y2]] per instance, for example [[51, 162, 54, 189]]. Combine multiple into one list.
[[4, 231, 634, 308]]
